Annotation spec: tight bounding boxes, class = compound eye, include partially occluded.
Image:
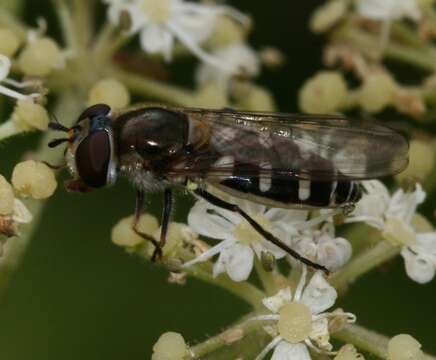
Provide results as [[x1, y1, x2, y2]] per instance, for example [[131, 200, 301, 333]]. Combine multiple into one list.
[[78, 104, 111, 122], [75, 131, 111, 188]]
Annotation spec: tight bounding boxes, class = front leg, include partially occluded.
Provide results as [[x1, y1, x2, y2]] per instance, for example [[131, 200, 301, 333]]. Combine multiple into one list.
[[194, 188, 330, 275], [132, 190, 162, 261], [153, 188, 173, 260]]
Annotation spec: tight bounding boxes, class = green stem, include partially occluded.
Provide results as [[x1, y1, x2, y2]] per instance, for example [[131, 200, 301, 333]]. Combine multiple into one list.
[[189, 316, 266, 359], [0, 93, 83, 297], [332, 25, 436, 72], [73, 0, 94, 48], [52, 0, 79, 51], [93, 24, 130, 62], [329, 240, 400, 294], [111, 66, 198, 106], [254, 258, 278, 296], [333, 323, 436, 360], [185, 265, 265, 309]]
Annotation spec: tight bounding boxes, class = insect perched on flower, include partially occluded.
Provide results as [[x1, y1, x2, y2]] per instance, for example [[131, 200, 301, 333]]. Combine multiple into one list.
[[47, 103, 409, 273]]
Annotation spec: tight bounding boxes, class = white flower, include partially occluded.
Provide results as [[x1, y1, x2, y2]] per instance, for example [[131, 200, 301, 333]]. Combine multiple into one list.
[[195, 43, 260, 86], [0, 55, 35, 101], [401, 232, 436, 284], [346, 180, 425, 238], [183, 196, 308, 282], [357, 0, 421, 21], [104, 0, 246, 73], [291, 223, 352, 273], [251, 266, 356, 360]]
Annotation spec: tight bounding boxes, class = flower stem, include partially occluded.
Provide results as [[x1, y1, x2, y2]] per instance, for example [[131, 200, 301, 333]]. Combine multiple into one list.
[[0, 92, 84, 297], [185, 265, 265, 309], [333, 323, 436, 360], [110, 66, 198, 107], [189, 316, 266, 359], [52, 0, 79, 51], [329, 240, 400, 294]]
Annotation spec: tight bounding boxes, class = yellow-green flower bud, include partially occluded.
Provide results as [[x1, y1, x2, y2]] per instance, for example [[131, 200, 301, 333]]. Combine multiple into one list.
[[335, 344, 365, 360], [299, 71, 348, 114], [88, 78, 130, 109], [152, 332, 188, 360], [395, 139, 434, 183], [310, 1, 347, 33], [111, 214, 159, 248], [18, 37, 63, 76], [388, 334, 424, 360], [0, 28, 20, 57], [12, 160, 57, 199], [207, 16, 248, 48], [195, 82, 228, 108], [234, 83, 276, 112], [0, 175, 14, 215], [358, 73, 397, 113], [12, 100, 49, 131]]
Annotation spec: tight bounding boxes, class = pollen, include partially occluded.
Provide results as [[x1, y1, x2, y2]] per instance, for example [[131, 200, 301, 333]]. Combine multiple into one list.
[[277, 302, 313, 343], [88, 78, 130, 110], [388, 334, 424, 360], [12, 100, 49, 131], [140, 0, 171, 23], [11, 160, 57, 200], [152, 332, 188, 360], [0, 175, 14, 216], [233, 215, 271, 246], [18, 37, 63, 76], [0, 28, 20, 57]]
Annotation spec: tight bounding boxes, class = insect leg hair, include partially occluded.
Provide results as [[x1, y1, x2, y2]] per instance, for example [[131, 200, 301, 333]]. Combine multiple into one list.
[[132, 190, 162, 261], [194, 188, 330, 275]]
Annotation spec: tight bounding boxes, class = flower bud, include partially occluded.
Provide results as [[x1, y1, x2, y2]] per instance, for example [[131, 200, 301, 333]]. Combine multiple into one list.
[[335, 344, 365, 360], [152, 332, 188, 360], [12, 100, 49, 131], [388, 334, 424, 360], [299, 71, 348, 114], [151, 222, 197, 257], [18, 37, 63, 76], [111, 214, 159, 248], [358, 73, 397, 113], [310, 1, 347, 33], [395, 139, 434, 183], [88, 78, 130, 109], [0, 28, 20, 57], [12, 160, 57, 199], [0, 175, 14, 215], [234, 83, 276, 112], [207, 16, 248, 48]]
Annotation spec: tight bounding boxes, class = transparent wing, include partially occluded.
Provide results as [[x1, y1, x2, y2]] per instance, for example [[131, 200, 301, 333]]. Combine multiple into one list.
[[165, 108, 409, 181]]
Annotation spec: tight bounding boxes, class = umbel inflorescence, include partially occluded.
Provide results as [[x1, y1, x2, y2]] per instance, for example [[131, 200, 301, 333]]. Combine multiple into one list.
[[0, 1, 435, 359]]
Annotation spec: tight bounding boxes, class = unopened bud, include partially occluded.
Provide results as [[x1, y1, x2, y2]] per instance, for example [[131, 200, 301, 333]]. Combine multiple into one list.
[[88, 78, 130, 109], [261, 251, 276, 272], [358, 73, 397, 113], [11, 160, 57, 199], [12, 100, 49, 131], [111, 214, 159, 248], [0, 175, 14, 215], [388, 334, 424, 360], [299, 71, 348, 114], [152, 332, 188, 360], [310, 1, 347, 33], [18, 37, 63, 76], [395, 139, 434, 183], [0, 28, 20, 57]]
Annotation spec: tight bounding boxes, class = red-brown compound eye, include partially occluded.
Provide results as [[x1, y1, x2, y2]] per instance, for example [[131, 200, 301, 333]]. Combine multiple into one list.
[[75, 130, 111, 188]]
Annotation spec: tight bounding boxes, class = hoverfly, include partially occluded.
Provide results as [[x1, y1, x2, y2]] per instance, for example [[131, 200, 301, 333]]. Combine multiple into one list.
[[48, 104, 409, 273]]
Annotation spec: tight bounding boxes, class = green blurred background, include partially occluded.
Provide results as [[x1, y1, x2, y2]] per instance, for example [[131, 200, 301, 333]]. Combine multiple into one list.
[[0, 1, 435, 359]]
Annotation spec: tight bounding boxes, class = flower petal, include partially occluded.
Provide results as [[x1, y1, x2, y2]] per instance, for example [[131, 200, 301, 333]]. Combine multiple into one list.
[[213, 243, 254, 282], [415, 232, 436, 254], [262, 287, 292, 313], [0, 54, 11, 81], [140, 24, 174, 58], [271, 341, 311, 360], [301, 272, 337, 314], [402, 247, 436, 284], [187, 200, 234, 239]]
